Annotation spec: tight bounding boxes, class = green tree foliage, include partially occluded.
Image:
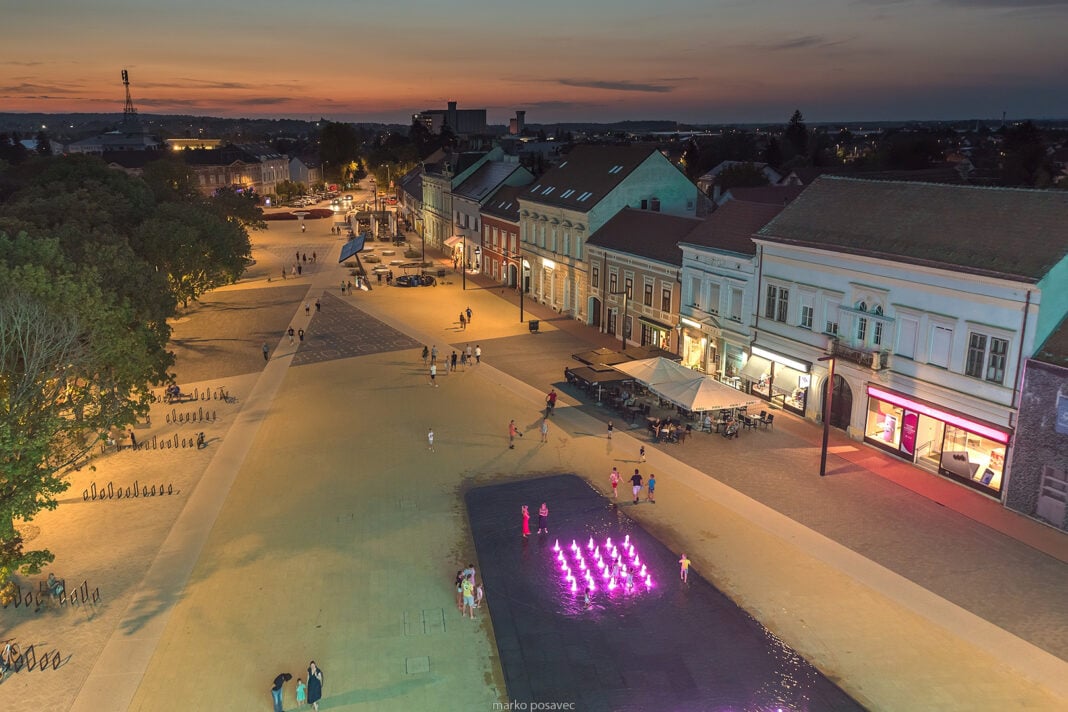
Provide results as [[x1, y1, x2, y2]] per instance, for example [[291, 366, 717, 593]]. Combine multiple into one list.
[[34, 130, 52, 157], [142, 156, 200, 203], [783, 110, 809, 163], [0, 133, 30, 165], [207, 186, 267, 233], [319, 121, 361, 181], [762, 136, 783, 169], [274, 179, 306, 202], [1000, 121, 1053, 187], [1, 233, 163, 583], [680, 139, 701, 180], [716, 162, 770, 190]]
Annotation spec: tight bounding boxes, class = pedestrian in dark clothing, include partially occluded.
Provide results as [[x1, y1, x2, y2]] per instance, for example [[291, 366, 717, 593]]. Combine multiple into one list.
[[271, 672, 292, 712], [466, 306, 473, 323], [315, 298, 321, 312], [302, 253, 307, 263], [288, 327, 295, 344], [297, 263, 302, 275], [196, 432, 205, 449], [307, 662, 324, 711], [451, 351, 458, 371], [312, 251, 317, 262], [128, 429, 138, 450], [459, 313, 466, 330], [422, 345, 429, 365], [630, 470, 644, 504], [304, 302, 311, 316], [298, 329, 305, 342], [262, 343, 270, 361], [281, 267, 287, 280]]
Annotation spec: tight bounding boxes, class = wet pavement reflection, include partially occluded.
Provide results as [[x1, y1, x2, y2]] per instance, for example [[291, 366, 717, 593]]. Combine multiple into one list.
[[466, 475, 864, 711]]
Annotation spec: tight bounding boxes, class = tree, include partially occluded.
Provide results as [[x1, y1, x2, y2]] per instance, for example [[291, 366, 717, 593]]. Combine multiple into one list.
[[34, 130, 52, 157], [762, 137, 783, 169], [274, 179, 306, 202], [207, 186, 267, 232], [783, 110, 809, 163], [1000, 121, 1052, 187], [680, 139, 701, 180], [1, 233, 162, 586], [716, 162, 770, 190], [319, 122, 361, 181], [142, 156, 200, 203]]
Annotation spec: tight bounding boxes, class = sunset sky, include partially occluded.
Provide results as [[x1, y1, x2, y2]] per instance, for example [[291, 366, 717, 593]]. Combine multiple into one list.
[[4, 0, 1067, 125]]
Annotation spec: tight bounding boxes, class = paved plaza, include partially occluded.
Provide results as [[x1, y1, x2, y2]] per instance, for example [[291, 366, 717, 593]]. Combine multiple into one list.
[[1, 214, 1067, 711]]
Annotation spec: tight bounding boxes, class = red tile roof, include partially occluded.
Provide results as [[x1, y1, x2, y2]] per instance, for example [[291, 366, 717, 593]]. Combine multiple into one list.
[[680, 200, 786, 256], [586, 208, 702, 266]]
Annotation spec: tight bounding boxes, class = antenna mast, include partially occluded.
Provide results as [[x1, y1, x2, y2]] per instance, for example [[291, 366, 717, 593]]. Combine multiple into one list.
[[122, 69, 138, 126]]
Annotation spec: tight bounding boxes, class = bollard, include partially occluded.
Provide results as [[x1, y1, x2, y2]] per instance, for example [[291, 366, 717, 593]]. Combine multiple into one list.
[[90, 482, 98, 500], [92, 587, 100, 604], [83, 489, 89, 502], [133, 480, 140, 497], [212, 410, 217, 421], [199, 406, 204, 421], [116, 488, 123, 499], [80, 581, 89, 601], [107, 482, 114, 499], [52, 650, 62, 670], [150, 484, 156, 496], [167, 484, 174, 495], [70, 590, 79, 606], [24, 645, 36, 672], [37, 650, 49, 672], [173, 434, 179, 448], [142, 485, 149, 496], [151, 434, 157, 449], [193, 387, 199, 400]]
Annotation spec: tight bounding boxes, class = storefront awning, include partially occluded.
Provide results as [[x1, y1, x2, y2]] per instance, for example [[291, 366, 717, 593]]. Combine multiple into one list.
[[740, 355, 771, 381], [639, 316, 674, 332], [444, 235, 464, 248], [771, 365, 801, 395]]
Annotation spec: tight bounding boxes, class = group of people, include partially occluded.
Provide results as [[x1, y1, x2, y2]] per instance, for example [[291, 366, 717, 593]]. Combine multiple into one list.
[[520, 503, 550, 537], [271, 661, 323, 712], [454, 563, 483, 619], [458, 306, 473, 329], [649, 418, 689, 444], [609, 466, 656, 505]]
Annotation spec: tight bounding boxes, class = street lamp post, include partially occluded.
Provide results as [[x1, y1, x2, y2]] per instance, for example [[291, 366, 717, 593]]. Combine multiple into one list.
[[818, 355, 835, 477], [518, 257, 529, 323], [462, 234, 466, 290]]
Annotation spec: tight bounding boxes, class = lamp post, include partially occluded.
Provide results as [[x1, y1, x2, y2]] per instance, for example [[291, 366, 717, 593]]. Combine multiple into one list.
[[608, 289, 629, 351], [676, 323, 683, 356], [461, 233, 466, 290], [519, 258, 530, 323], [818, 355, 835, 477]]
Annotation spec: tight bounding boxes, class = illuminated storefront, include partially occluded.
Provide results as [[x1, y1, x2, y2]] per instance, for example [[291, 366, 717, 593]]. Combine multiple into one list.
[[740, 346, 811, 416], [679, 317, 717, 374], [864, 385, 1010, 495]]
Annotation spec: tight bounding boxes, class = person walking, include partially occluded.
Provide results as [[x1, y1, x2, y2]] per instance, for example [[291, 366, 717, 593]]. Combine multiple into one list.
[[466, 306, 473, 323], [421, 345, 429, 365], [315, 298, 321, 312], [679, 553, 691, 583], [630, 469, 643, 505], [298, 329, 304, 343], [429, 363, 438, 386], [461, 574, 476, 619], [450, 350, 458, 372], [459, 312, 466, 330], [307, 661, 324, 711], [304, 302, 311, 316], [537, 502, 549, 534], [540, 417, 549, 442], [271, 672, 292, 712], [465, 344, 473, 363], [607, 420, 614, 439], [508, 419, 522, 449], [288, 326, 295, 345], [427, 428, 435, 452], [297, 263, 302, 275], [646, 473, 656, 503], [545, 388, 557, 416], [475, 344, 481, 364], [460, 351, 468, 370], [431, 345, 438, 364], [639, 445, 646, 462], [522, 504, 531, 538], [128, 429, 138, 450], [609, 467, 620, 499], [262, 342, 270, 361]]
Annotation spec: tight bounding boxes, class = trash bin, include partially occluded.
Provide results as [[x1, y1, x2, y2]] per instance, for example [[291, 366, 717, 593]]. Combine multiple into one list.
[[529, 320, 540, 333]]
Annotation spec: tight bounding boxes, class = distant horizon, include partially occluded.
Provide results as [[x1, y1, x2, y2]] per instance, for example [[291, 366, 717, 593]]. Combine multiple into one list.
[[4, 1, 1067, 126]]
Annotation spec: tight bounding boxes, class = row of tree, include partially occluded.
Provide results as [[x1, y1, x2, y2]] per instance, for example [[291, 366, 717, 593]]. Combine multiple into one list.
[[0, 153, 259, 586]]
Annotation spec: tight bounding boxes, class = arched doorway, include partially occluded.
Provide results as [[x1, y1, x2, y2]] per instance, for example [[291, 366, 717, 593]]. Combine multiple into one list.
[[508, 263, 518, 288], [589, 297, 602, 328], [821, 375, 853, 430]]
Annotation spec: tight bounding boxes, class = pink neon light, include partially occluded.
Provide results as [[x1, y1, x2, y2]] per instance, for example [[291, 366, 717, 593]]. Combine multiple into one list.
[[867, 386, 1010, 443], [556, 534, 655, 603]]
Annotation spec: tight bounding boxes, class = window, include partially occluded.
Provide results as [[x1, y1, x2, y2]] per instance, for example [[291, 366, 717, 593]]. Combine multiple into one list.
[[765, 285, 788, 323], [825, 301, 840, 335], [729, 287, 743, 322], [857, 317, 868, 343], [800, 305, 814, 330], [897, 317, 917, 358], [708, 284, 721, 314], [609, 272, 617, 293], [625, 278, 633, 300], [873, 321, 883, 346], [592, 266, 600, 289], [575, 237, 583, 260], [643, 283, 653, 307], [661, 287, 671, 312], [690, 277, 701, 308], [563, 233, 570, 257], [929, 325, 953, 368], [966, 333, 1009, 384]]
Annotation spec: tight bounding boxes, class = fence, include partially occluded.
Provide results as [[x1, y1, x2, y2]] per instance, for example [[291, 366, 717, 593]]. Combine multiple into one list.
[[83, 479, 180, 501]]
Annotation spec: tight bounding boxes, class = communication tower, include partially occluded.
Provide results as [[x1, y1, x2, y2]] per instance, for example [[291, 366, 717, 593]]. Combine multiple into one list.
[[122, 69, 138, 126]]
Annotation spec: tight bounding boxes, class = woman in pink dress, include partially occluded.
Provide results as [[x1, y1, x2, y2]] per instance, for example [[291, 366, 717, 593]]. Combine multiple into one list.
[[522, 505, 530, 538]]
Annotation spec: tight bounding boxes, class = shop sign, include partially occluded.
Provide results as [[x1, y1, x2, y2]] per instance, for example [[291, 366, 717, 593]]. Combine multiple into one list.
[[901, 411, 918, 456]]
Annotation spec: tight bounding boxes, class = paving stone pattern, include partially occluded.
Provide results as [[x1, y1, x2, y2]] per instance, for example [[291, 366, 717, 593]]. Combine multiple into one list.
[[466, 475, 863, 712], [292, 292, 421, 366]]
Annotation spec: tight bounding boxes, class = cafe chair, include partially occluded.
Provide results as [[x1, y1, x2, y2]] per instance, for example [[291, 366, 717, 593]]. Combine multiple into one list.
[[760, 414, 774, 429]]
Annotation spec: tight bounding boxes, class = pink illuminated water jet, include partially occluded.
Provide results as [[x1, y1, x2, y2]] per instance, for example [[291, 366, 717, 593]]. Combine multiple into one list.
[[554, 533, 655, 605]]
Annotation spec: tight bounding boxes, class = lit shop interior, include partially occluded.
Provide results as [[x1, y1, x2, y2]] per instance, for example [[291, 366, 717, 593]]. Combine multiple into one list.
[[864, 386, 1009, 494], [740, 346, 810, 416]]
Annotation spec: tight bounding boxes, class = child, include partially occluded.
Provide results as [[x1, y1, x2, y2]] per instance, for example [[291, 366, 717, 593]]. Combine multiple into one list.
[[455, 570, 465, 612], [679, 553, 691, 583], [475, 583, 484, 608], [607, 420, 614, 439], [610, 467, 620, 499], [583, 587, 592, 608], [647, 473, 656, 503], [639, 445, 646, 462], [296, 677, 307, 708]]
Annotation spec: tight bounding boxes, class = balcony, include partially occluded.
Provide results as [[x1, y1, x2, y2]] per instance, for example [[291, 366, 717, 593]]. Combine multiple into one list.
[[829, 339, 891, 370]]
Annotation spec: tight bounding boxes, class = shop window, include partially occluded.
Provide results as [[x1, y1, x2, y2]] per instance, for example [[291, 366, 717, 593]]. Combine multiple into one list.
[[800, 305, 813, 330], [940, 425, 1004, 491], [866, 398, 904, 447], [644, 283, 653, 307], [661, 287, 671, 312]]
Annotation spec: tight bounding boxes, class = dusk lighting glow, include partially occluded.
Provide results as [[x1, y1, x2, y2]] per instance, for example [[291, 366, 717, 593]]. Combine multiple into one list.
[[554, 537, 654, 604]]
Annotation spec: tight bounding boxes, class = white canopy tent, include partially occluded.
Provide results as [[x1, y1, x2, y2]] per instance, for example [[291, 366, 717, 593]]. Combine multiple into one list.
[[651, 375, 760, 413], [612, 357, 698, 386]]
